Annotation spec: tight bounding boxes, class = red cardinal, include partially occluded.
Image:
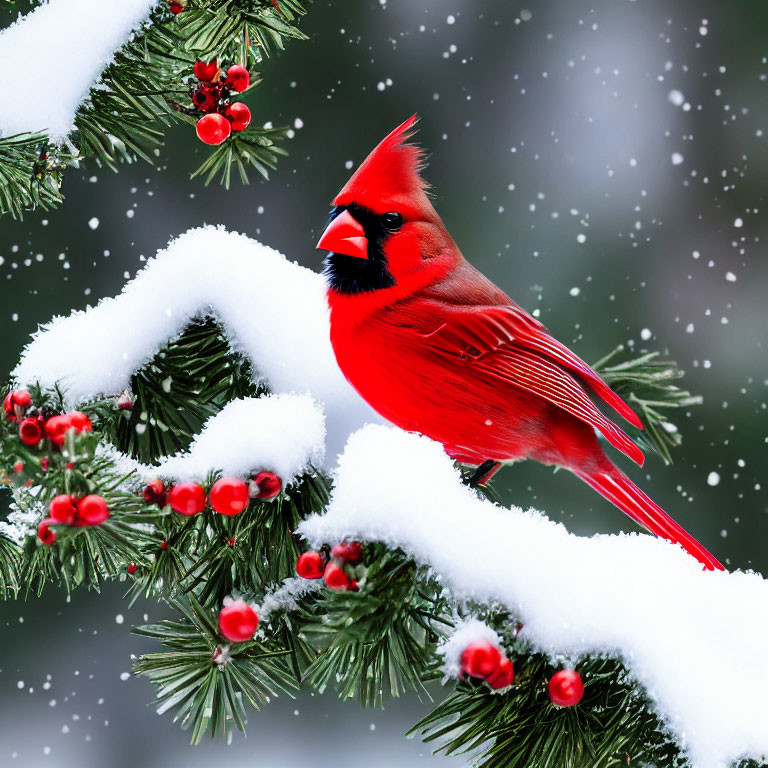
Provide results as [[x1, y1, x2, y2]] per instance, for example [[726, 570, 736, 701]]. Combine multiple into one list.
[[317, 115, 723, 571]]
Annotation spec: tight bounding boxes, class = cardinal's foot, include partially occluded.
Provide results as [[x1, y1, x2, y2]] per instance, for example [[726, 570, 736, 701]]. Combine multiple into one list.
[[463, 460, 501, 488]]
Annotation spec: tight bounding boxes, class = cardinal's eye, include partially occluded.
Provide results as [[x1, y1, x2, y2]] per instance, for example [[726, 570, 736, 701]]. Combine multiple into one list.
[[382, 212, 404, 231]]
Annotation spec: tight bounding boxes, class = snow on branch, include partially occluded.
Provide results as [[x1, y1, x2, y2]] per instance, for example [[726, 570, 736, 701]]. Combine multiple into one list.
[[13, 226, 380, 464], [105, 394, 325, 485], [299, 424, 768, 768], [0, 0, 157, 139]]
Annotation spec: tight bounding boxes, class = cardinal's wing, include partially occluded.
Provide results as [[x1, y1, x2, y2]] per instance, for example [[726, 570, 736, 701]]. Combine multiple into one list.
[[412, 302, 644, 465]]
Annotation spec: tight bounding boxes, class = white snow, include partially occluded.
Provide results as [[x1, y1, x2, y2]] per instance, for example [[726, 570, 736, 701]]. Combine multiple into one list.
[[258, 577, 324, 624], [300, 425, 768, 768], [439, 619, 502, 679], [668, 89, 686, 107], [0, 495, 45, 545], [146, 395, 324, 484], [0, 0, 157, 139], [13, 227, 381, 465]]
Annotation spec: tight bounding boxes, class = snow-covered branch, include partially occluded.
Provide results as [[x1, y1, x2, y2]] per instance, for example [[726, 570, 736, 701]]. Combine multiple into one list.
[[103, 394, 326, 485], [300, 424, 768, 768], [0, 0, 157, 139], [14, 227, 380, 465]]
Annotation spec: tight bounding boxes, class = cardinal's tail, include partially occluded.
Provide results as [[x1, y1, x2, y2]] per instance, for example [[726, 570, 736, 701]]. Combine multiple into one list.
[[573, 466, 724, 571]]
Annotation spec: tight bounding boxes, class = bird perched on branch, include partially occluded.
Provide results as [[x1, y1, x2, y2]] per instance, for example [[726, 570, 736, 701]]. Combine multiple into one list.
[[316, 114, 723, 571]]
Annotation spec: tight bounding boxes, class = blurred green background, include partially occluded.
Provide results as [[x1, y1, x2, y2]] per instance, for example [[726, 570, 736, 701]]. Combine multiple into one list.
[[1, 0, 766, 765]]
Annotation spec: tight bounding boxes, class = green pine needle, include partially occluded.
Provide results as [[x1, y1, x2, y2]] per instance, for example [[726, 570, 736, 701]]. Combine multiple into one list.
[[412, 655, 683, 768], [133, 594, 298, 744], [298, 548, 450, 707], [592, 345, 702, 465], [0, 0, 308, 219], [0, 530, 21, 599]]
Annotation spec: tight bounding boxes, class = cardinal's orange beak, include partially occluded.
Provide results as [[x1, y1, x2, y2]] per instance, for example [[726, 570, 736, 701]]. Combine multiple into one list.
[[316, 209, 368, 259]]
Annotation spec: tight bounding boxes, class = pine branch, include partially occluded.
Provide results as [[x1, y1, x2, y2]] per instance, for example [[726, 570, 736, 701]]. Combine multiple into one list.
[[591, 345, 702, 465], [133, 593, 298, 744], [0, 133, 73, 219], [104, 316, 264, 465], [181, 472, 330, 604], [412, 654, 683, 768], [189, 125, 289, 187], [0, 0, 308, 218], [0, 530, 21, 599], [298, 548, 450, 706], [174, 0, 308, 61]]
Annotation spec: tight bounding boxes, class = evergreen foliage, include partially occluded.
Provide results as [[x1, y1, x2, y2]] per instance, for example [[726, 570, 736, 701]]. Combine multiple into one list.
[[592, 344, 702, 465], [0, 0, 308, 219]]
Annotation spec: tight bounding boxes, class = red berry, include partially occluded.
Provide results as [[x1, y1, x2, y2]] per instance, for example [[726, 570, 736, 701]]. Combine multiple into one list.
[[19, 417, 42, 446], [142, 480, 167, 507], [323, 562, 353, 590], [225, 64, 250, 92], [4, 390, 32, 421], [169, 0, 184, 13], [77, 495, 109, 526], [192, 82, 221, 113], [196, 113, 231, 145], [13, 460, 24, 474], [68, 411, 92, 432], [460, 640, 502, 680], [44, 414, 72, 447], [169, 482, 207, 516], [194, 59, 219, 82], [38, 518, 56, 545], [331, 541, 364, 564], [160, 540, 169, 550], [251, 471, 282, 501], [548, 669, 584, 707], [40, 456, 50, 471], [210, 477, 249, 516], [127, 563, 138, 574], [218, 599, 259, 642], [224, 102, 251, 131], [486, 657, 514, 690], [49, 494, 77, 525], [296, 550, 325, 579]]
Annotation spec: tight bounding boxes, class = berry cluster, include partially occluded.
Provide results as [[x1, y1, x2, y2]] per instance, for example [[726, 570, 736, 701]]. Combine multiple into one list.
[[218, 598, 259, 644], [38, 493, 110, 545], [190, 59, 252, 146], [459, 637, 584, 705], [295, 540, 364, 591], [142, 471, 282, 517], [4, 389, 92, 451], [460, 639, 515, 690]]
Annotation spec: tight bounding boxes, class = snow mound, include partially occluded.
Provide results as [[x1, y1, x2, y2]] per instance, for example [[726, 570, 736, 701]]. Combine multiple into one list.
[[299, 424, 768, 768], [153, 395, 324, 483], [13, 226, 380, 465], [0, 0, 157, 139]]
